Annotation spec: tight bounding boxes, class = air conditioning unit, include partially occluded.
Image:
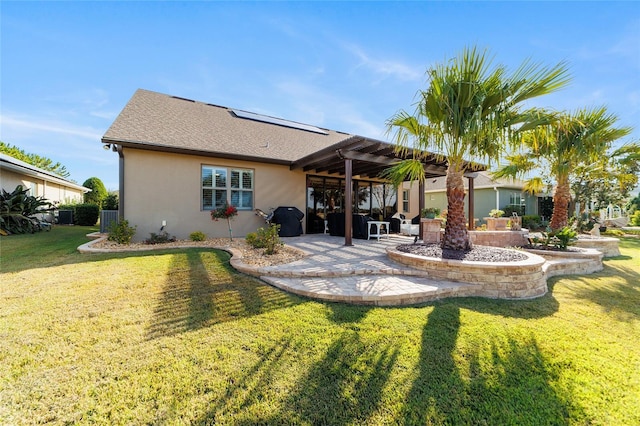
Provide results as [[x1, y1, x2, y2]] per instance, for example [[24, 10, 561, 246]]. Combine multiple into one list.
[[58, 210, 74, 225]]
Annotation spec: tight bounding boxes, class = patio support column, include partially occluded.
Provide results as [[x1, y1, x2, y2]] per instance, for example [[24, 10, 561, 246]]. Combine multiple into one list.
[[344, 158, 353, 246], [418, 177, 425, 238], [468, 175, 474, 230]]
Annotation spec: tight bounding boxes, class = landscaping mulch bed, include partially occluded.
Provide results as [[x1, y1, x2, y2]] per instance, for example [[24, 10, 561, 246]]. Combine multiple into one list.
[[91, 237, 307, 267], [396, 243, 528, 262]]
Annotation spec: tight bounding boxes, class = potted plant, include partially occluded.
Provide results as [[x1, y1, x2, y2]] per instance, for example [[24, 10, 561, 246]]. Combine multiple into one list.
[[485, 209, 509, 230], [421, 207, 440, 219]]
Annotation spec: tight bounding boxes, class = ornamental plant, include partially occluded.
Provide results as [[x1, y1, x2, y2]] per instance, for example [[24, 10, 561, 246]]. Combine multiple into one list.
[[211, 202, 238, 242]]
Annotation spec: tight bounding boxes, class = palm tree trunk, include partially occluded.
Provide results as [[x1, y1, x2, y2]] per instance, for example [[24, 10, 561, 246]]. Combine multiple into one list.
[[442, 166, 471, 251], [550, 175, 571, 230]]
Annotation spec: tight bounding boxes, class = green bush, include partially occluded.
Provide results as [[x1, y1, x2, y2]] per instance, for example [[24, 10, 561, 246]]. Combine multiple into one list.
[[83, 177, 108, 206], [0, 185, 54, 234], [503, 205, 525, 217], [603, 229, 624, 237], [531, 226, 577, 251], [630, 211, 640, 226], [522, 215, 542, 230], [107, 220, 136, 245], [552, 226, 578, 250], [103, 193, 119, 210], [246, 224, 283, 255], [145, 231, 176, 245], [74, 203, 100, 226], [190, 231, 206, 241]]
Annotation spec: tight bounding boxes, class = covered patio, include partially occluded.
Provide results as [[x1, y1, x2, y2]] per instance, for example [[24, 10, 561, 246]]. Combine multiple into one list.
[[291, 135, 485, 245]]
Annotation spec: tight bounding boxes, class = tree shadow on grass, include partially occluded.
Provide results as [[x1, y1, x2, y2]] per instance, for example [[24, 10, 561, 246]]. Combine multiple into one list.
[[570, 262, 640, 321], [145, 249, 301, 340], [278, 331, 399, 425], [196, 336, 294, 424], [403, 303, 581, 424]]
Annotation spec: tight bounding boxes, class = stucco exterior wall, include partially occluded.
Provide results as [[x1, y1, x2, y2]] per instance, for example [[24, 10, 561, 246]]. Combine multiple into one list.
[[1, 169, 84, 203], [123, 148, 308, 242]]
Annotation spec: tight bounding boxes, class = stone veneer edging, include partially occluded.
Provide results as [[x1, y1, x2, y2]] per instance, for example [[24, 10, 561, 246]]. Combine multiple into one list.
[[386, 247, 548, 300]]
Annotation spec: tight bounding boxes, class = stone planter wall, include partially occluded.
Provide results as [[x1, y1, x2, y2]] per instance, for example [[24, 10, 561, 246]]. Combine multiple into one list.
[[386, 247, 547, 299], [525, 247, 604, 278], [420, 218, 443, 244], [468, 230, 528, 247], [574, 236, 620, 257], [485, 217, 511, 231]]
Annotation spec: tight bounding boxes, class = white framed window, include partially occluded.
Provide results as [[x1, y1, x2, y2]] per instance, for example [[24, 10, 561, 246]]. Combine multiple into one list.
[[202, 166, 253, 210], [402, 189, 410, 213], [510, 192, 524, 206]]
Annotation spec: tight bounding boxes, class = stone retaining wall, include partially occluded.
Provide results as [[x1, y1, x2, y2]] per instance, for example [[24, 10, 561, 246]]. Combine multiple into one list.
[[386, 247, 547, 299], [525, 247, 604, 278], [574, 237, 620, 257], [468, 230, 529, 247]]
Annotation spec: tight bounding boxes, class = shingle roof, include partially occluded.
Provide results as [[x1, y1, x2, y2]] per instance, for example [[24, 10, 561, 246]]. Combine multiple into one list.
[[102, 89, 353, 163], [0, 153, 90, 192], [424, 171, 528, 192]]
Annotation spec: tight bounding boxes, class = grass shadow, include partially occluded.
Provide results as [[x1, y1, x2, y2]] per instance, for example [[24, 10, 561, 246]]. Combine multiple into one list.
[[403, 303, 579, 424], [325, 302, 372, 324], [146, 249, 301, 339], [196, 336, 294, 424], [570, 261, 640, 321], [280, 331, 399, 425]]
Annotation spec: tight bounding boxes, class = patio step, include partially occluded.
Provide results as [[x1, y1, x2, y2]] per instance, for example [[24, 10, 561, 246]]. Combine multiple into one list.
[[261, 274, 480, 306]]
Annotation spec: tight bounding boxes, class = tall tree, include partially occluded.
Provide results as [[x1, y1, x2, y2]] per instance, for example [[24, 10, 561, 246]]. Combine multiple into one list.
[[0, 141, 70, 178], [495, 107, 632, 229], [572, 142, 640, 213], [82, 177, 108, 206], [385, 47, 570, 250]]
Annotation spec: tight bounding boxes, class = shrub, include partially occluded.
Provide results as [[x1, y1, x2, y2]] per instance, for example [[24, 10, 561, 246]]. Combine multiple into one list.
[[107, 220, 136, 244], [0, 185, 54, 234], [503, 205, 525, 217], [246, 224, 283, 255], [190, 231, 206, 241], [631, 211, 640, 226], [603, 229, 624, 237], [74, 203, 100, 226], [82, 177, 108, 206], [489, 209, 504, 218], [102, 193, 119, 210], [522, 215, 542, 230], [552, 226, 578, 250], [531, 226, 577, 250], [145, 231, 176, 245]]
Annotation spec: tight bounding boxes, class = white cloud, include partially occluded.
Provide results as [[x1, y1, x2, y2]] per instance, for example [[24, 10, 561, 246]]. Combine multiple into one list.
[[0, 115, 102, 140], [274, 79, 385, 138], [343, 43, 422, 82]]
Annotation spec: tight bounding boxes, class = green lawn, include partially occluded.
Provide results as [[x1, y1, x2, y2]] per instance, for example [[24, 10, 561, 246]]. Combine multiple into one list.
[[1, 227, 638, 425]]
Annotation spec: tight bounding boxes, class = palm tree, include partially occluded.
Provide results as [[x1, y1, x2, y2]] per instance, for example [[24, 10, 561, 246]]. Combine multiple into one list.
[[385, 47, 571, 250], [494, 107, 632, 230]]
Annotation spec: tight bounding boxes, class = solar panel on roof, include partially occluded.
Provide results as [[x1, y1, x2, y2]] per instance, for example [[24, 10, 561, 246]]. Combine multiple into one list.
[[230, 109, 329, 135]]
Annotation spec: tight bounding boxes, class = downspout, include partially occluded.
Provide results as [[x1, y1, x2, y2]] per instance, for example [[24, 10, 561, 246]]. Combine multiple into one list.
[[116, 145, 125, 220], [493, 187, 499, 210]]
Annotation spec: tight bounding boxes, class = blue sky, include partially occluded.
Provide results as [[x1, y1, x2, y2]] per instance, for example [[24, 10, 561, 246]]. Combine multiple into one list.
[[2, 1, 638, 191]]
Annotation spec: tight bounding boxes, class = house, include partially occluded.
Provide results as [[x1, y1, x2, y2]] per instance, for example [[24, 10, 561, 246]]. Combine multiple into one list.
[[0, 152, 90, 204], [102, 89, 484, 242], [424, 171, 541, 225]]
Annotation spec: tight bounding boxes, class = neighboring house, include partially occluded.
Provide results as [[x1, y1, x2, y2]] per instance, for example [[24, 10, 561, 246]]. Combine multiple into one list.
[[0, 152, 90, 204], [424, 171, 540, 224], [102, 89, 483, 241]]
